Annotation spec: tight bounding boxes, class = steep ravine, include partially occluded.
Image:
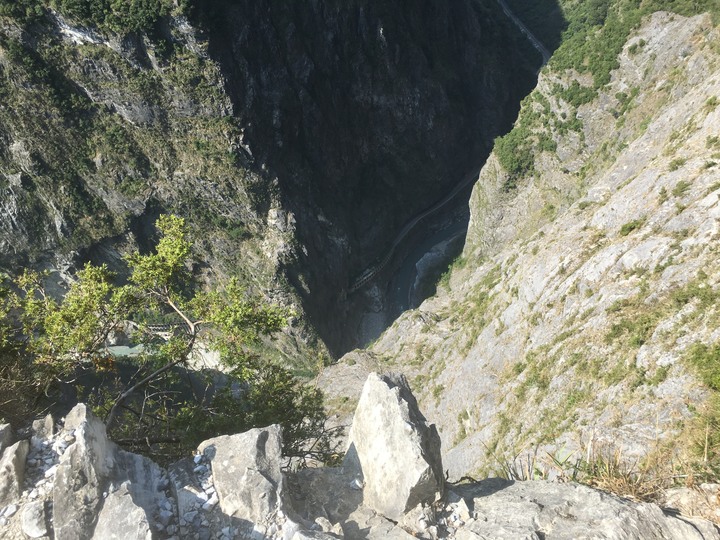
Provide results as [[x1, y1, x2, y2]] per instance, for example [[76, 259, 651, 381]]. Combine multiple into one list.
[[0, 1, 545, 358], [185, 0, 545, 355], [324, 10, 720, 478]]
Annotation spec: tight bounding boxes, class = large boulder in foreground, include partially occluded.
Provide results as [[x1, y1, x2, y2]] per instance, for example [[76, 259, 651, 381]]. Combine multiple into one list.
[[52, 404, 115, 540], [346, 372, 444, 520], [198, 425, 286, 533], [447, 478, 720, 540]]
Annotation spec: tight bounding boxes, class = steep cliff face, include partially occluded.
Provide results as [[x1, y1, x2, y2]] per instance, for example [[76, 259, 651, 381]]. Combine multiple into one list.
[[0, 1, 541, 357], [0, 10, 277, 280], [327, 9, 720, 478], [190, 0, 541, 353]]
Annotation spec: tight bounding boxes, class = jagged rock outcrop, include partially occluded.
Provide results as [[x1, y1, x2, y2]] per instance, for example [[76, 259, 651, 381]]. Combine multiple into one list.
[[346, 372, 444, 520], [1, 373, 719, 539], [93, 484, 153, 540], [0, 424, 14, 454], [0, 440, 28, 507], [449, 478, 720, 540], [197, 426, 285, 535]]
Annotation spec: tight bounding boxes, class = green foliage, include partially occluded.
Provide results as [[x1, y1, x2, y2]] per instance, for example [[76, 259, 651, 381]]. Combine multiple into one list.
[[0, 0, 175, 33], [495, 127, 538, 187], [495, 92, 557, 189], [126, 214, 191, 294], [551, 0, 720, 92], [2, 215, 333, 461], [671, 179, 692, 196], [558, 80, 598, 107], [669, 159, 688, 173], [619, 217, 645, 236], [687, 344, 720, 390], [0, 0, 44, 22], [684, 342, 720, 471], [0, 0, 180, 34], [627, 38, 646, 55], [605, 311, 660, 348], [174, 362, 331, 461], [12, 265, 137, 378]]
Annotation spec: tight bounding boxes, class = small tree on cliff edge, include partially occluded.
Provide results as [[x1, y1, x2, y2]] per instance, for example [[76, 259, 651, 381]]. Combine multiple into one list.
[[1, 215, 334, 463]]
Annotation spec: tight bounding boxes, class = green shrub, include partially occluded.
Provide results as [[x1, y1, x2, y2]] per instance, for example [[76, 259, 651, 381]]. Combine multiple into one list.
[[671, 179, 692, 196], [669, 158, 688, 172], [559, 80, 597, 107], [619, 217, 645, 236], [687, 343, 720, 392], [0, 0, 178, 34]]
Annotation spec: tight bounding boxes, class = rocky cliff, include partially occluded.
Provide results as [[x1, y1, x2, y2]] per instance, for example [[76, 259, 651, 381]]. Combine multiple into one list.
[[2, 373, 718, 539], [325, 8, 720, 480], [0, 0, 540, 357]]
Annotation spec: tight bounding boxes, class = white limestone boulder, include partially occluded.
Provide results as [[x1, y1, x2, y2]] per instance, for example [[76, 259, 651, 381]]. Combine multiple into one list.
[[21, 500, 48, 538], [198, 425, 285, 529], [345, 372, 444, 521], [92, 484, 152, 540], [0, 423, 13, 455], [52, 404, 114, 540]]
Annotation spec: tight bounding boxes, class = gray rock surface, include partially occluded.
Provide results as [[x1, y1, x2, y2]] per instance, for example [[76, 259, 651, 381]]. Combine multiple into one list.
[[93, 484, 152, 540], [20, 500, 47, 539], [113, 448, 167, 530], [52, 404, 114, 540], [663, 483, 720, 525], [1, 385, 720, 539], [0, 424, 12, 455], [31, 415, 54, 444], [0, 440, 29, 507], [198, 425, 284, 529], [448, 478, 720, 539], [346, 372, 444, 520]]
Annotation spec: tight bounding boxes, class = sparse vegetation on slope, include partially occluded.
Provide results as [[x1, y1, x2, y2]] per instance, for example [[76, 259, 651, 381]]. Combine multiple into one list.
[[495, 0, 720, 191], [325, 4, 720, 491]]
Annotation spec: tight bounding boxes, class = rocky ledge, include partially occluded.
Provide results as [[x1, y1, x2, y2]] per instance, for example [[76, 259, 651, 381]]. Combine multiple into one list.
[[0, 373, 718, 539]]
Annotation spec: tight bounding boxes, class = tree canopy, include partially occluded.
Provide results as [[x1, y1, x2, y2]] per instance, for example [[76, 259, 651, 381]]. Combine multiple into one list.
[[0, 215, 335, 463]]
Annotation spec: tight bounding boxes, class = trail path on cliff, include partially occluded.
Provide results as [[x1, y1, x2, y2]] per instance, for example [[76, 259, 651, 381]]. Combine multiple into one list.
[[351, 1, 549, 293], [350, 167, 479, 292], [495, 0, 552, 64]]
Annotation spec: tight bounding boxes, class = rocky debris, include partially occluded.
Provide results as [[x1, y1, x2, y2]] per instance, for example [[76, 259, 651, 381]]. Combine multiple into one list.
[[0, 440, 29, 507], [1, 374, 720, 539], [0, 424, 13, 454], [346, 372, 444, 520]]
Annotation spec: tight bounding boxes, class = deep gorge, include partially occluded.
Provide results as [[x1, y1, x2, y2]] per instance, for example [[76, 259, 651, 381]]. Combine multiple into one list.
[[188, 0, 547, 354], [0, 0, 553, 358]]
